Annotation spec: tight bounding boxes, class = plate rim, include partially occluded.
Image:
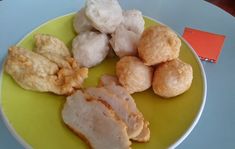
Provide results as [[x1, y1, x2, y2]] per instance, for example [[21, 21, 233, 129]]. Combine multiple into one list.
[[0, 13, 207, 149]]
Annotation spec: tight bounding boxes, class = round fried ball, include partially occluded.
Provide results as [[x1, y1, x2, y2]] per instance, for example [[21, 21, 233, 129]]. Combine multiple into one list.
[[138, 25, 181, 66], [116, 56, 153, 94], [152, 59, 193, 98]]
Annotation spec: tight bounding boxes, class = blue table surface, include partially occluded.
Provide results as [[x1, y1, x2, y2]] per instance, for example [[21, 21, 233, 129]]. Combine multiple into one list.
[[0, 0, 235, 148]]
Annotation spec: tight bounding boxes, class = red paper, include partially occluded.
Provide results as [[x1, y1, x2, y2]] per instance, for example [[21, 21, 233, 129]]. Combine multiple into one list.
[[183, 27, 225, 63]]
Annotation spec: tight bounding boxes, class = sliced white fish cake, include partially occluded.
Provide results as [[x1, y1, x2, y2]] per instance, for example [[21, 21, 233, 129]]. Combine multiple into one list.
[[99, 74, 151, 142], [132, 121, 150, 142], [62, 90, 131, 149], [85, 87, 144, 138]]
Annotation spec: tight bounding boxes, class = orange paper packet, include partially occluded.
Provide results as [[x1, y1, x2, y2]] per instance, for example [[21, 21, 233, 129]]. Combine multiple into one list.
[[183, 27, 225, 63]]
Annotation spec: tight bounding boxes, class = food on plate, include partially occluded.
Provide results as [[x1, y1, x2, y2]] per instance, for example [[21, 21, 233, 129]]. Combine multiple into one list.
[[110, 10, 144, 58], [5, 46, 60, 93], [73, 8, 93, 33], [132, 121, 150, 142], [116, 56, 153, 94], [99, 75, 150, 142], [110, 25, 140, 57], [85, 0, 123, 33], [85, 87, 144, 138], [62, 90, 131, 149], [72, 31, 109, 68], [56, 57, 88, 95], [138, 25, 181, 66], [122, 10, 145, 35], [152, 59, 193, 98], [4, 46, 88, 95], [34, 34, 71, 68], [104, 85, 150, 142], [4, 0, 194, 147]]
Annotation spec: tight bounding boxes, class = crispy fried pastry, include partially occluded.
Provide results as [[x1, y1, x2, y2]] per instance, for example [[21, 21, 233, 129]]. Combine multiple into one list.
[[138, 25, 181, 66], [116, 56, 153, 94], [152, 59, 193, 98]]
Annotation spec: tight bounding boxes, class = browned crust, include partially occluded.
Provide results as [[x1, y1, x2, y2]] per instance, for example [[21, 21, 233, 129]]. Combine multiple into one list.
[[65, 97, 131, 148], [131, 121, 150, 143], [131, 131, 150, 143], [65, 124, 93, 149]]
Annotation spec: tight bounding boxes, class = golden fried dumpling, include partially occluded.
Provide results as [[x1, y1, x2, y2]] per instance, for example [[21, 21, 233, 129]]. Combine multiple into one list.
[[116, 56, 153, 94], [138, 25, 181, 66], [73, 8, 93, 33], [152, 59, 193, 98], [85, 0, 123, 33], [34, 34, 71, 68]]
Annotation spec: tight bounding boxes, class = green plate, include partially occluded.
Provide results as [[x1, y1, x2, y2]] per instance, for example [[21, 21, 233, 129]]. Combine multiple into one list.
[[0, 13, 206, 149]]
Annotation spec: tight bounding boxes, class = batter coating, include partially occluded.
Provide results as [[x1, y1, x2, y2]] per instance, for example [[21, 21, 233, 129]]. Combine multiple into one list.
[[152, 59, 193, 98], [116, 56, 153, 94], [138, 25, 181, 66]]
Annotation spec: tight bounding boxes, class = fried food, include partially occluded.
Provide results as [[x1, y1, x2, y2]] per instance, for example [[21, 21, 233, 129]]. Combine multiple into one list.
[[110, 25, 140, 57], [152, 59, 193, 98], [138, 25, 181, 66], [5, 46, 60, 93], [34, 34, 71, 68], [116, 56, 153, 94], [85, 0, 123, 33], [122, 10, 145, 34], [5, 46, 88, 95], [62, 90, 131, 149], [56, 58, 88, 95], [132, 121, 150, 142], [73, 8, 93, 33], [72, 31, 109, 68]]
